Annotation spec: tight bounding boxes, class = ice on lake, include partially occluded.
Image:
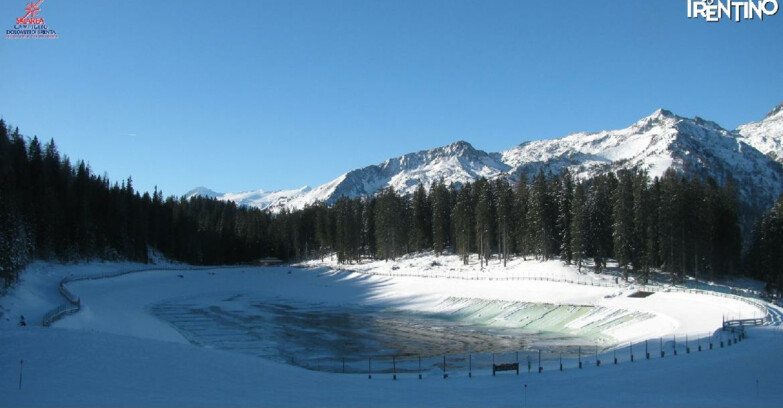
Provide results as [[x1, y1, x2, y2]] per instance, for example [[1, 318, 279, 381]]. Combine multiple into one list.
[[151, 294, 653, 373]]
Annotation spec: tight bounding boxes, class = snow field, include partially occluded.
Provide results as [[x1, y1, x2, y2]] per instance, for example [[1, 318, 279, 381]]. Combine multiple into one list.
[[1, 253, 780, 407], [3, 325, 783, 407]]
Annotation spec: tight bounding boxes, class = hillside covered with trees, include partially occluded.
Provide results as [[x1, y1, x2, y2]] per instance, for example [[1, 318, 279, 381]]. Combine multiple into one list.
[[1, 121, 781, 294]]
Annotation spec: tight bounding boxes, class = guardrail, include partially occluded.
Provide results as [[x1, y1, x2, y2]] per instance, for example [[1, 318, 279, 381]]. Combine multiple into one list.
[[41, 264, 255, 327], [40, 265, 208, 327], [723, 317, 765, 329]]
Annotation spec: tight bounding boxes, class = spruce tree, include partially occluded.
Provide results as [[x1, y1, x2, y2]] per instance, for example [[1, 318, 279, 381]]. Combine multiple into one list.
[[557, 170, 574, 264], [514, 174, 530, 260], [527, 171, 550, 260], [474, 178, 493, 267], [494, 178, 515, 267], [410, 183, 432, 252], [587, 173, 615, 273], [570, 182, 588, 272], [374, 187, 405, 261], [613, 170, 635, 281], [632, 171, 653, 284], [453, 183, 474, 265], [430, 179, 451, 256]]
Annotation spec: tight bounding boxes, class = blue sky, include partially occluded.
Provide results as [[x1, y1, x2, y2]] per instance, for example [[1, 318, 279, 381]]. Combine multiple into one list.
[[1, 1, 781, 196]]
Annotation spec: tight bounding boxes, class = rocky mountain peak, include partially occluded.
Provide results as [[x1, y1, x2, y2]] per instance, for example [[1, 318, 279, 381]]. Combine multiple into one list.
[[764, 102, 783, 120]]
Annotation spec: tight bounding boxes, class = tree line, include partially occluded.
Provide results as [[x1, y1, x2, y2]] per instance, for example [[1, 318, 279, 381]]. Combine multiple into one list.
[[0, 121, 281, 285], [294, 169, 745, 287], [1, 121, 780, 295], [746, 196, 783, 293]]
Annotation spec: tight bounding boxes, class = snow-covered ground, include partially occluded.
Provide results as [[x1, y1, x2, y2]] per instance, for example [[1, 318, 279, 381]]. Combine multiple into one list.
[[1, 254, 781, 407]]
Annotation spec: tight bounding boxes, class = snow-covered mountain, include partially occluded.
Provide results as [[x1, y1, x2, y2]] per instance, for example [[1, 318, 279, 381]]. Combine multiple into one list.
[[502, 108, 783, 213], [189, 104, 783, 215], [736, 103, 783, 162], [185, 187, 220, 199], [185, 186, 313, 211], [189, 141, 510, 211], [309, 140, 509, 202]]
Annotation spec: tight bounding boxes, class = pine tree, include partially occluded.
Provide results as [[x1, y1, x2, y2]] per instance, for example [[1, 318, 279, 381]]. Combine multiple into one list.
[[314, 203, 333, 260], [474, 178, 494, 267], [514, 174, 530, 260], [334, 197, 361, 264], [632, 171, 653, 284], [430, 179, 451, 256], [374, 187, 405, 261], [361, 198, 376, 259], [557, 170, 574, 264], [527, 171, 553, 260], [453, 183, 474, 265], [712, 179, 742, 279], [570, 182, 588, 272], [658, 170, 684, 283], [493, 178, 515, 267], [587, 173, 615, 273], [746, 195, 783, 295], [0, 121, 30, 285], [613, 170, 635, 281], [410, 183, 432, 252]]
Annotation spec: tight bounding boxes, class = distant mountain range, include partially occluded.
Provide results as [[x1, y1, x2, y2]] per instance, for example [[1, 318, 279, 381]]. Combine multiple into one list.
[[188, 102, 783, 216]]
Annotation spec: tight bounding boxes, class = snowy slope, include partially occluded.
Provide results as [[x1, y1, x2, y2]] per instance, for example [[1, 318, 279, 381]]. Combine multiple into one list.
[[501, 109, 684, 179], [503, 109, 783, 214], [183, 186, 220, 199], [190, 141, 510, 211], [302, 141, 509, 205], [1, 257, 781, 407], [736, 103, 783, 162], [190, 105, 783, 214], [185, 186, 313, 211]]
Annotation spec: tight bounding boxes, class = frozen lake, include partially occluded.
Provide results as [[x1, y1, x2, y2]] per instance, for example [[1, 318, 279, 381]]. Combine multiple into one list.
[[150, 294, 651, 373], [50, 262, 757, 375]]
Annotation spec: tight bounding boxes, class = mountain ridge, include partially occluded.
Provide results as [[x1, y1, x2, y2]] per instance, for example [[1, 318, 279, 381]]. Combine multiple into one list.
[[189, 104, 783, 216], [736, 102, 783, 161]]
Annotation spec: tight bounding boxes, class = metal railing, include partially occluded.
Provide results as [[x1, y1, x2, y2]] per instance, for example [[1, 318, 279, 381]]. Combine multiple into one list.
[[41, 265, 215, 326]]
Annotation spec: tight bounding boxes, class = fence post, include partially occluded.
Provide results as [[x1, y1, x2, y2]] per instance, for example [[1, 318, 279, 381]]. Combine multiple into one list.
[[393, 356, 397, 381], [538, 350, 542, 373], [368, 357, 372, 380], [469, 354, 472, 378], [443, 356, 448, 379], [559, 352, 563, 371], [660, 337, 665, 358], [578, 346, 582, 369], [673, 335, 677, 356], [18, 360, 23, 390], [418, 356, 422, 380]]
